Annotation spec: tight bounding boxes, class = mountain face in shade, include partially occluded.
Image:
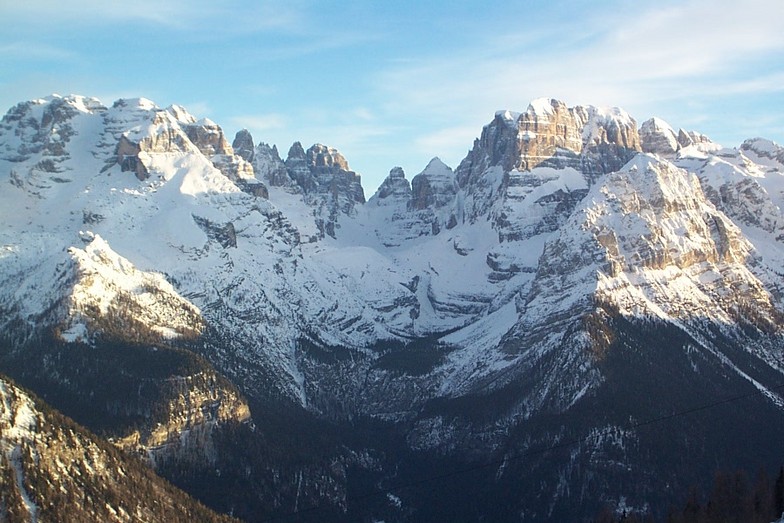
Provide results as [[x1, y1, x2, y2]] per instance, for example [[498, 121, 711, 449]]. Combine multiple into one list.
[[0, 375, 236, 522], [2, 93, 784, 521]]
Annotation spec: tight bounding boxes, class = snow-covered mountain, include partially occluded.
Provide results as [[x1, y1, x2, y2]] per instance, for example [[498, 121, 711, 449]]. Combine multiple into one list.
[[2, 93, 784, 521]]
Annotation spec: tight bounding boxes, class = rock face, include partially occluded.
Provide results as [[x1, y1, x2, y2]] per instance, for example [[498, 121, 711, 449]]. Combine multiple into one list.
[[232, 128, 255, 163], [255, 140, 367, 238], [454, 98, 641, 223], [640, 117, 680, 157], [373, 166, 411, 202], [457, 98, 641, 175], [409, 157, 457, 211]]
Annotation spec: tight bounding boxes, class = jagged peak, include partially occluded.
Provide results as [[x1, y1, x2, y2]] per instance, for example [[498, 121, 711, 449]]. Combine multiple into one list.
[[741, 137, 782, 154], [306, 143, 351, 172], [641, 116, 675, 134], [526, 97, 563, 116], [640, 117, 679, 157], [166, 104, 197, 124], [232, 129, 255, 163], [256, 141, 281, 160], [369, 166, 412, 204], [195, 117, 218, 128], [388, 166, 406, 179], [421, 157, 453, 176], [740, 137, 784, 165], [286, 141, 306, 160], [30, 94, 106, 114], [111, 97, 159, 111]]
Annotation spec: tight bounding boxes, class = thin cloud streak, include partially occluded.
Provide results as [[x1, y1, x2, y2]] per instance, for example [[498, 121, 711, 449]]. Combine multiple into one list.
[[0, 42, 76, 61], [2, 0, 304, 33], [372, 0, 784, 170], [231, 114, 287, 132]]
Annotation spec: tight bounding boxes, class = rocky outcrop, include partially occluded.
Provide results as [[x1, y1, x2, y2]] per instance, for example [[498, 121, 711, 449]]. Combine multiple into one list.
[[678, 128, 714, 148], [741, 138, 784, 166], [276, 141, 366, 238], [369, 160, 460, 244], [116, 135, 150, 180], [454, 99, 640, 222], [640, 117, 679, 157], [305, 143, 365, 207], [192, 215, 238, 248], [516, 99, 586, 171], [183, 118, 232, 157], [373, 166, 411, 202], [112, 370, 251, 461], [232, 129, 255, 163], [409, 158, 457, 211], [254, 142, 294, 188], [184, 119, 262, 192], [284, 141, 316, 192]]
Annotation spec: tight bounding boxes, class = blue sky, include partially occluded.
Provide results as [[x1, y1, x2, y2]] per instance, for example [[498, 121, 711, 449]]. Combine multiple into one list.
[[2, 0, 783, 195]]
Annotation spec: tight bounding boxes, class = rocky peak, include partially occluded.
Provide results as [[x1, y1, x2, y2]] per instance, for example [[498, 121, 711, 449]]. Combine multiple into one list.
[[582, 106, 639, 149], [306, 143, 350, 171], [640, 117, 679, 157], [371, 166, 411, 203], [183, 118, 233, 157], [285, 141, 317, 193], [677, 129, 714, 149], [0, 95, 106, 164], [280, 141, 366, 237], [516, 98, 586, 171], [579, 105, 641, 175], [740, 138, 784, 166], [286, 141, 307, 161], [166, 104, 197, 124], [232, 129, 255, 162], [409, 157, 457, 211], [456, 98, 641, 196], [254, 142, 294, 188], [283, 142, 364, 203]]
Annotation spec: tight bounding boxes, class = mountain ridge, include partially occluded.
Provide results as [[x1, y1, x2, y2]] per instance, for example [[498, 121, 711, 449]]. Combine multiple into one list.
[[2, 92, 784, 521]]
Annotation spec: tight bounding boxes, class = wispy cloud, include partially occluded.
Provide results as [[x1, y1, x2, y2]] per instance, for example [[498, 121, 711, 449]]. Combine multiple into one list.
[[415, 126, 479, 157], [231, 113, 287, 132], [371, 0, 784, 165], [378, 0, 784, 110], [0, 41, 75, 61], [3, 0, 304, 33]]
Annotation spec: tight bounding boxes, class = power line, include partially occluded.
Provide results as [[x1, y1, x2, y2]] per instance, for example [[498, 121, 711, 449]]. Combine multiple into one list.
[[259, 380, 784, 522]]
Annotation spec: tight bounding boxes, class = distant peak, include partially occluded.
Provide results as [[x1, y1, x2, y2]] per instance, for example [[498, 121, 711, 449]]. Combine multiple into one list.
[[527, 98, 567, 115], [287, 141, 306, 160], [112, 97, 159, 111], [195, 117, 218, 128], [424, 157, 451, 172], [32, 94, 105, 113], [495, 109, 521, 121], [388, 166, 406, 179], [167, 104, 197, 124], [641, 116, 675, 133]]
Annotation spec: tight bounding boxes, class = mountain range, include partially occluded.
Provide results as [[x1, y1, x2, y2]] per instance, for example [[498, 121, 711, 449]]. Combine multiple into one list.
[[2, 93, 784, 521]]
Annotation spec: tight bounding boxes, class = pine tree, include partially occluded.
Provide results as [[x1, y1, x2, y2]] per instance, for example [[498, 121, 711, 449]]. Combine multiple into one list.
[[775, 466, 784, 519], [682, 485, 701, 523]]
